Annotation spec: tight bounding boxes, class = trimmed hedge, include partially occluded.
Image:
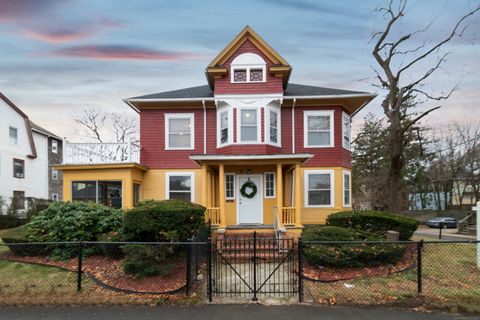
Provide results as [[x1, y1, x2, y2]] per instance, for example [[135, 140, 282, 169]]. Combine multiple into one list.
[[326, 210, 419, 240], [302, 226, 406, 268], [121, 200, 206, 242]]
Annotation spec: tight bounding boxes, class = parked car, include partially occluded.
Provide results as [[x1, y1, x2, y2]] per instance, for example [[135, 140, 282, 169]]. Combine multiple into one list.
[[426, 217, 458, 229]]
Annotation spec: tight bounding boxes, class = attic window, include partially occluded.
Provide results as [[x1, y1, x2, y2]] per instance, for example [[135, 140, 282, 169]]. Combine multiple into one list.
[[230, 53, 266, 83]]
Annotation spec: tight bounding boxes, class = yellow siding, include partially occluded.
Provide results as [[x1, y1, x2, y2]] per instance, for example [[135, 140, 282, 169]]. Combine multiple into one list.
[[299, 166, 351, 225]]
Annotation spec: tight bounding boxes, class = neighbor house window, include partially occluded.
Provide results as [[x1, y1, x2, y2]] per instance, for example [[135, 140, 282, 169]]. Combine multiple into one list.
[[13, 158, 24, 178], [52, 140, 58, 154], [52, 168, 58, 180], [225, 173, 235, 200], [304, 111, 334, 147], [13, 191, 25, 210], [343, 171, 351, 207], [239, 109, 259, 142], [165, 113, 194, 150], [266, 107, 280, 145], [52, 193, 59, 201], [342, 112, 351, 150], [9, 127, 18, 145], [166, 173, 194, 202], [304, 170, 334, 207], [264, 172, 275, 198]]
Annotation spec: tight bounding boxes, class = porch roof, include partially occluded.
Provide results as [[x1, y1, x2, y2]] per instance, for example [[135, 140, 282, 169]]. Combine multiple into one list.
[[190, 153, 312, 165]]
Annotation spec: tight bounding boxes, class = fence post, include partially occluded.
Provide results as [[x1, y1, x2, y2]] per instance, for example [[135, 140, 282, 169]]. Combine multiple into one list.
[[417, 239, 423, 295], [186, 239, 192, 296], [207, 237, 213, 302], [298, 238, 304, 302], [253, 231, 258, 301], [77, 241, 83, 292]]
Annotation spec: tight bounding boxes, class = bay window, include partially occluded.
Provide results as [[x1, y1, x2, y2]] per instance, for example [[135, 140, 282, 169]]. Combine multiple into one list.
[[304, 111, 334, 148], [342, 112, 351, 150], [166, 172, 194, 202], [304, 170, 334, 207], [238, 109, 259, 143], [343, 170, 351, 207], [217, 107, 233, 147], [266, 107, 280, 145], [165, 113, 194, 150]]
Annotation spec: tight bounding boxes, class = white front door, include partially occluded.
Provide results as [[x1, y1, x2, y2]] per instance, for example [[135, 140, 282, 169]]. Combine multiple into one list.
[[237, 175, 263, 224]]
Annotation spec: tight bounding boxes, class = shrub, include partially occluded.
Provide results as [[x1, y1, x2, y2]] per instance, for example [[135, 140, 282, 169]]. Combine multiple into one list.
[[26, 197, 52, 220], [0, 225, 50, 256], [97, 231, 124, 259], [25, 201, 123, 259], [121, 200, 206, 242], [302, 226, 406, 268], [122, 244, 175, 279], [326, 210, 419, 240], [0, 215, 27, 230]]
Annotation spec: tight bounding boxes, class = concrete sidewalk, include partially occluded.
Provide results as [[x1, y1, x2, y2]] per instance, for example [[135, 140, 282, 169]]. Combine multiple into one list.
[[0, 305, 476, 320]]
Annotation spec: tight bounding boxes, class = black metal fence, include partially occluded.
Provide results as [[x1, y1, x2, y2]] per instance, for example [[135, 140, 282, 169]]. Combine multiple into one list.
[[0, 237, 479, 310]]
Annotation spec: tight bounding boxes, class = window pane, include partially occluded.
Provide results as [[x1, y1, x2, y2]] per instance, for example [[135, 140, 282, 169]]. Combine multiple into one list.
[[250, 69, 263, 81], [98, 181, 122, 208], [344, 174, 350, 189], [270, 111, 278, 128], [309, 174, 330, 190], [13, 191, 25, 210], [169, 133, 191, 148], [225, 174, 234, 198], [308, 190, 330, 205], [169, 192, 191, 201], [308, 116, 330, 130], [241, 110, 257, 125], [221, 128, 228, 144], [308, 132, 330, 146], [9, 127, 18, 144], [170, 118, 190, 132], [72, 181, 97, 202], [241, 127, 257, 141], [220, 111, 228, 128], [169, 176, 191, 191], [13, 159, 24, 178], [233, 69, 247, 82], [270, 127, 278, 143]]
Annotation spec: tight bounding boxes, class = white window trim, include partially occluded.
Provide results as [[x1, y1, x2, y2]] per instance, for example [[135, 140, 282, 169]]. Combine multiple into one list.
[[165, 113, 195, 150], [52, 168, 58, 180], [265, 105, 281, 147], [216, 107, 234, 147], [263, 172, 276, 198], [165, 172, 195, 202], [236, 107, 262, 144], [225, 173, 235, 200], [52, 193, 59, 201], [304, 169, 335, 208], [342, 111, 351, 151], [303, 110, 335, 148], [343, 170, 351, 207], [9, 126, 18, 145], [52, 140, 58, 154]]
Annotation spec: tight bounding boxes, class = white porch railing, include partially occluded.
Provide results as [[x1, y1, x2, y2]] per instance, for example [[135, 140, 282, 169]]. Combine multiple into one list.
[[63, 141, 141, 165]]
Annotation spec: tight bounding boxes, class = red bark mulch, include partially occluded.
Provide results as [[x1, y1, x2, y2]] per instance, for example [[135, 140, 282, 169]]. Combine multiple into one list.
[[303, 244, 417, 282], [0, 252, 187, 294]]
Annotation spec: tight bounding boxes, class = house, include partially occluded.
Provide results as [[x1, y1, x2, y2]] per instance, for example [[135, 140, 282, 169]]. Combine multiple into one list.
[[0, 92, 63, 214], [55, 26, 375, 236]]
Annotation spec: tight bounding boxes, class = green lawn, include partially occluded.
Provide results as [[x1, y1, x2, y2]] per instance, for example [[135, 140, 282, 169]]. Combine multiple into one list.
[[304, 236, 480, 313]]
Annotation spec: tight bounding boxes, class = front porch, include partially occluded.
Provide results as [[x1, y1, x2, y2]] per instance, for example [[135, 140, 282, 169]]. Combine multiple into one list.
[[191, 154, 312, 234]]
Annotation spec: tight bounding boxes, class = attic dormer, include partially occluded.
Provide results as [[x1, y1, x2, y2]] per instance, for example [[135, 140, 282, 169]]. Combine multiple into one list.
[[206, 26, 291, 94]]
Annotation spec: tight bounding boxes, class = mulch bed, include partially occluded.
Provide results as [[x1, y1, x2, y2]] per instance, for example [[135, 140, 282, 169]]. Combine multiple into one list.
[[0, 252, 187, 294], [303, 243, 417, 282]]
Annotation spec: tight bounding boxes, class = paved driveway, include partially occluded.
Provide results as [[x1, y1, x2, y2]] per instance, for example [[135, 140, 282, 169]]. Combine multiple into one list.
[[0, 305, 477, 320], [414, 226, 475, 241]]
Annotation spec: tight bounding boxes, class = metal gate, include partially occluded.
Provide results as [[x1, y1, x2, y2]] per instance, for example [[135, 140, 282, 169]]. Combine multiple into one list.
[[211, 231, 297, 300]]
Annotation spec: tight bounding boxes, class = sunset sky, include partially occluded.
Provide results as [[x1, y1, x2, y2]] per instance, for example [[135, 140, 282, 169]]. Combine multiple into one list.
[[1, 0, 479, 140]]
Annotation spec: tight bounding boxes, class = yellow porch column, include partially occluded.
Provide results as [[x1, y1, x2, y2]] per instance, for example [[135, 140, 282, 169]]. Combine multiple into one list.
[[294, 163, 302, 226], [201, 165, 208, 207], [219, 164, 227, 229], [276, 163, 283, 223]]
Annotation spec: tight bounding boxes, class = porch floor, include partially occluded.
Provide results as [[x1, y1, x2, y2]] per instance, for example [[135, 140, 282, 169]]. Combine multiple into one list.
[[226, 224, 274, 229]]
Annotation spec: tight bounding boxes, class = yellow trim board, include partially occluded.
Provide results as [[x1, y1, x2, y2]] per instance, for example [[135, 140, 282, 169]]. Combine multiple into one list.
[[54, 163, 148, 171]]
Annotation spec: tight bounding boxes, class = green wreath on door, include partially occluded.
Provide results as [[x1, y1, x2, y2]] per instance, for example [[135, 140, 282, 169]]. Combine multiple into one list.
[[240, 180, 257, 198]]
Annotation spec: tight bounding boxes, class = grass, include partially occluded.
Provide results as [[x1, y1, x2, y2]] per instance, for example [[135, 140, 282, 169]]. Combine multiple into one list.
[[304, 236, 480, 313]]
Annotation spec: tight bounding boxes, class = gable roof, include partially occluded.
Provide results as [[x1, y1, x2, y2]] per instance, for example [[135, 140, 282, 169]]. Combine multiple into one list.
[[0, 92, 37, 158], [205, 26, 292, 89]]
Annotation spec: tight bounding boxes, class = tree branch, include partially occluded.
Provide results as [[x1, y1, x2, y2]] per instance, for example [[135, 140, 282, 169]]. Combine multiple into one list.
[[403, 106, 441, 133]]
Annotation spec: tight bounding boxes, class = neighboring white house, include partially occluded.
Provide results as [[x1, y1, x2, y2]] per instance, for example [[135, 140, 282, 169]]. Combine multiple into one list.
[[0, 92, 63, 214]]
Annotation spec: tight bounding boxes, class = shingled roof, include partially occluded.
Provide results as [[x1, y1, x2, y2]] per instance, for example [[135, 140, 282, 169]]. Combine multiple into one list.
[[127, 83, 370, 100]]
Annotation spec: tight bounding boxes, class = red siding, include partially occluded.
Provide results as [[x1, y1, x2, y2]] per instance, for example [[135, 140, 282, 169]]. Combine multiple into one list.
[[213, 39, 284, 95]]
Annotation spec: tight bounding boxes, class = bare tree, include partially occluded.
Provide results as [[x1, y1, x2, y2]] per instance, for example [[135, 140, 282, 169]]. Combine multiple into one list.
[[73, 108, 107, 143], [371, 0, 479, 211]]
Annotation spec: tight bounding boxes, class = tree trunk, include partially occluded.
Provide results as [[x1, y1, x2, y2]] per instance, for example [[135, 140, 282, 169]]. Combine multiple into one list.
[[385, 116, 405, 212]]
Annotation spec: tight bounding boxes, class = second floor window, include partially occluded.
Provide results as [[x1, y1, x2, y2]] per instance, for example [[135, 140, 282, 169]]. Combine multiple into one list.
[[304, 111, 334, 148], [165, 113, 194, 150], [239, 109, 258, 142], [13, 158, 24, 178], [343, 112, 351, 150], [220, 110, 229, 144], [267, 107, 279, 145], [52, 168, 58, 180], [9, 127, 18, 145]]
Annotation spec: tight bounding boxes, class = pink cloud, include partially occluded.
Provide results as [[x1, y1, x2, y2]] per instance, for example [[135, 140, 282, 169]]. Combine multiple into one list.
[[22, 29, 94, 44], [52, 45, 201, 61], [0, 0, 57, 22]]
